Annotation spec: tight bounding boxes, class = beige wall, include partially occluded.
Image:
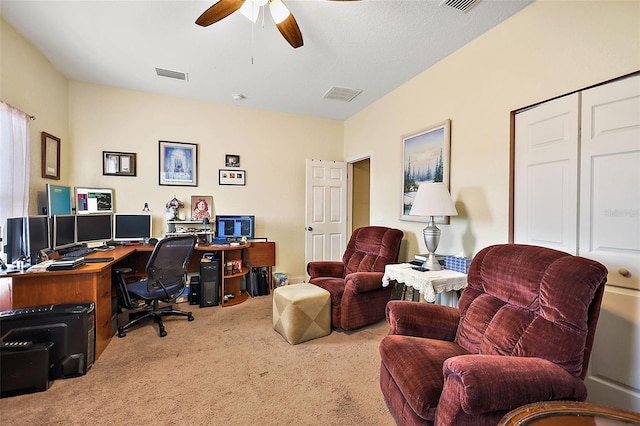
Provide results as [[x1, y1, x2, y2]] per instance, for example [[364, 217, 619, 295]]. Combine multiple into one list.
[[0, 19, 70, 207], [66, 84, 343, 274], [344, 0, 640, 261], [2, 0, 639, 274]]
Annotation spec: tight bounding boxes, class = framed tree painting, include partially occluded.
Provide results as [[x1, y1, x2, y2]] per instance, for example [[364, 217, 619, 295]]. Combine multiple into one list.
[[401, 119, 451, 222], [159, 140, 198, 186]]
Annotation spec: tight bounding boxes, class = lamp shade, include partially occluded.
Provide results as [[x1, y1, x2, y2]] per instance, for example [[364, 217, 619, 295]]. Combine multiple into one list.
[[409, 183, 458, 217]]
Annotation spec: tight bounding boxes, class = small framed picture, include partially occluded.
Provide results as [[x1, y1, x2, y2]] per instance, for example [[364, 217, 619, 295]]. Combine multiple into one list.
[[225, 154, 240, 167], [190, 195, 213, 221], [103, 151, 137, 176], [41, 132, 61, 180], [219, 169, 246, 186]]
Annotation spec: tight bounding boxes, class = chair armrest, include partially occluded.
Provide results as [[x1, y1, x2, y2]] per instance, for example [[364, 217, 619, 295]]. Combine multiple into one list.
[[343, 272, 386, 294], [386, 300, 460, 340], [442, 355, 587, 415], [307, 261, 344, 279]]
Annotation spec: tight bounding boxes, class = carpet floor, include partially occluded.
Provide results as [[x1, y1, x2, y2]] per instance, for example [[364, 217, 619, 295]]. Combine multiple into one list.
[[0, 295, 396, 425]]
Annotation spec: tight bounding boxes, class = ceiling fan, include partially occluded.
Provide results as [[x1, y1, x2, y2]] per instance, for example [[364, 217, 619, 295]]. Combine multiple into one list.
[[196, 0, 358, 49]]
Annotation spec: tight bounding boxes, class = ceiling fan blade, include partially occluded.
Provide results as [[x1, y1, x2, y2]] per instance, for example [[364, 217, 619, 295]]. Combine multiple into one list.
[[196, 0, 244, 27], [275, 13, 303, 48]]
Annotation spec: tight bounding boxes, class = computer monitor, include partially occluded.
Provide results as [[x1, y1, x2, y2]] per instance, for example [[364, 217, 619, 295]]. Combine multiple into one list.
[[75, 187, 114, 214], [46, 184, 72, 217], [215, 215, 255, 239], [52, 214, 77, 250], [26, 216, 50, 264], [76, 213, 112, 247], [112, 213, 152, 242], [5, 217, 26, 263]]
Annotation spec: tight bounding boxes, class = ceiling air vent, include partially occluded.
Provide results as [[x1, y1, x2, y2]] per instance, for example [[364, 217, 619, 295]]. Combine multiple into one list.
[[155, 68, 188, 81], [439, 0, 481, 13], [323, 86, 363, 102]]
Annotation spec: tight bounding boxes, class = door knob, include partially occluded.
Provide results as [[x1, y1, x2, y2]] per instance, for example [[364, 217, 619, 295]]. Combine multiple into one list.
[[305, 227, 313, 231]]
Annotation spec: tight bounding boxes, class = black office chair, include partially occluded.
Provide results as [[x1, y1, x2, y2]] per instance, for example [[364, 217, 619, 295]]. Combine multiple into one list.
[[113, 235, 196, 338]]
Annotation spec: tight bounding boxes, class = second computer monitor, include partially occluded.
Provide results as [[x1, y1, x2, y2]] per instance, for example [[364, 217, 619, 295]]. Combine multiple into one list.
[[27, 215, 50, 263], [215, 215, 255, 240], [112, 213, 152, 242], [76, 213, 112, 246], [52, 214, 76, 250]]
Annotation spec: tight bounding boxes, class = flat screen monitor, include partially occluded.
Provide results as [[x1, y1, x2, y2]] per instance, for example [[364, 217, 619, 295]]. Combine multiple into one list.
[[46, 184, 72, 217], [27, 215, 50, 263], [113, 213, 152, 242], [5, 217, 26, 263], [75, 187, 114, 214], [76, 213, 112, 246], [52, 214, 77, 250], [215, 215, 255, 239]]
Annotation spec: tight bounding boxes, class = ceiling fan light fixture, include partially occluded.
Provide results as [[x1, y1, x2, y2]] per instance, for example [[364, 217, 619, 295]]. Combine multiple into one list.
[[240, 1, 260, 23], [269, 0, 291, 24]]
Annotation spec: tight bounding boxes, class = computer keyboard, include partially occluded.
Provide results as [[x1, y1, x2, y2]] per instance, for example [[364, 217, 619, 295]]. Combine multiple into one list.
[[62, 247, 97, 259]]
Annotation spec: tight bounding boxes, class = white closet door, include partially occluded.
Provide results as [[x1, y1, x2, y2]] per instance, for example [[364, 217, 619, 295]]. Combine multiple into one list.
[[581, 74, 640, 412], [513, 93, 579, 254]]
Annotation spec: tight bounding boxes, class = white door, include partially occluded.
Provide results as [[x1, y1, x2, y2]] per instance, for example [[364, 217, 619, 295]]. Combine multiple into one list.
[[580, 75, 640, 411], [305, 159, 348, 267], [513, 93, 579, 254]]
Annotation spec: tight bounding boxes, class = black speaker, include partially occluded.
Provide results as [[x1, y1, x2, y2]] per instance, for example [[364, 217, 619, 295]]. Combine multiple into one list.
[[200, 260, 220, 307], [189, 276, 200, 305]]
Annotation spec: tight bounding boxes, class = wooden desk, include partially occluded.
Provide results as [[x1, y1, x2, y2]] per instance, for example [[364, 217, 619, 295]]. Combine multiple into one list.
[[10, 245, 137, 360], [8, 242, 264, 359]]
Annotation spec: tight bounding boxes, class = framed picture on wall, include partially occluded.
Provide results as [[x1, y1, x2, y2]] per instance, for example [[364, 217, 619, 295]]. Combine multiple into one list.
[[219, 169, 245, 186], [41, 132, 60, 180], [225, 154, 240, 167], [190, 195, 213, 220], [103, 151, 137, 176], [159, 140, 198, 186], [401, 119, 451, 223]]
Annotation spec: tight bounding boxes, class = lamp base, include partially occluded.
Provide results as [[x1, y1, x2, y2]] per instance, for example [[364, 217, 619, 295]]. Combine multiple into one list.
[[423, 253, 442, 271]]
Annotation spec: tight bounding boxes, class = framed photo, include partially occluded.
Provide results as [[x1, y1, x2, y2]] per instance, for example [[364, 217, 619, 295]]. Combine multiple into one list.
[[225, 154, 240, 167], [159, 140, 198, 186], [190, 195, 213, 221], [41, 132, 60, 180], [401, 119, 451, 222], [219, 169, 246, 186], [102, 151, 137, 176]]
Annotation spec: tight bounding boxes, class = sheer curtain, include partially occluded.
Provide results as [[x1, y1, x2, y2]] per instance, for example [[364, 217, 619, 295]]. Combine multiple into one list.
[[0, 101, 31, 259]]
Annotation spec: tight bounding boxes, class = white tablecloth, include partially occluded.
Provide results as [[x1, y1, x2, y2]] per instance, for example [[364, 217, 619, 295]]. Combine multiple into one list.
[[383, 263, 468, 304]]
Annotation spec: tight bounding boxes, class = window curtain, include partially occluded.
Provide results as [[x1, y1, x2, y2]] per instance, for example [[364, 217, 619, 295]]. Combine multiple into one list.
[[0, 101, 31, 250]]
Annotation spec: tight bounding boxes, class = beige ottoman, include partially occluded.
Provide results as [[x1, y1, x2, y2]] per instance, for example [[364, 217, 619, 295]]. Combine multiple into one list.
[[273, 283, 331, 344]]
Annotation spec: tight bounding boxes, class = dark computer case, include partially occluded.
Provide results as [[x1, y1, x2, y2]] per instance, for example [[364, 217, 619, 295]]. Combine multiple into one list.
[[200, 259, 220, 307], [189, 275, 200, 305], [0, 303, 95, 382]]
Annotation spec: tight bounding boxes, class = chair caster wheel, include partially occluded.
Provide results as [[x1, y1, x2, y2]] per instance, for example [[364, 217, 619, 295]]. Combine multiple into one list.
[[188, 313, 194, 321], [118, 329, 126, 338], [160, 331, 167, 337]]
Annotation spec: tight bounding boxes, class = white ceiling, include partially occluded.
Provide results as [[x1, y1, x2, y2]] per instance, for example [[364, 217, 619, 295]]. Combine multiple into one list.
[[1, 0, 533, 121]]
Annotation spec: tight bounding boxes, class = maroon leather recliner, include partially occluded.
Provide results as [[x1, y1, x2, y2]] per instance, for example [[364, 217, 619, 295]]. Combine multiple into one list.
[[379, 243, 608, 425], [307, 226, 404, 331]]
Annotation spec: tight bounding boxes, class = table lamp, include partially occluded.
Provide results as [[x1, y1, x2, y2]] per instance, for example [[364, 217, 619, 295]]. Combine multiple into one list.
[[409, 183, 458, 271]]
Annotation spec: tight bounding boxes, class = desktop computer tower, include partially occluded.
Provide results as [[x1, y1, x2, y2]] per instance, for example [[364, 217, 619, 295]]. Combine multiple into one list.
[[200, 259, 220, 307], [189, 276, 200, 305]]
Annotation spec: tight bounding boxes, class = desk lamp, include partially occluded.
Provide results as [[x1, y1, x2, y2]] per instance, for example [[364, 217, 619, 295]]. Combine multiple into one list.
[[409, 183, 458, 271]]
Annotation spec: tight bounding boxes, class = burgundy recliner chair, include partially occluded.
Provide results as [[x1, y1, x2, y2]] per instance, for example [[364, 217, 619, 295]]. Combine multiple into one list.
[[379, 244, 608, 425], [307, 226, 404, 331]]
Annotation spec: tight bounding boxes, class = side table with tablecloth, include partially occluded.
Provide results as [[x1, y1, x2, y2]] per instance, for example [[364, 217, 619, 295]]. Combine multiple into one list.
[[382, 263, 468, 307]]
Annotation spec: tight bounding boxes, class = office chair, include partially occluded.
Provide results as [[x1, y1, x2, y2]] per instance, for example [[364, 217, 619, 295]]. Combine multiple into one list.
[[114, 235, 197, 338]]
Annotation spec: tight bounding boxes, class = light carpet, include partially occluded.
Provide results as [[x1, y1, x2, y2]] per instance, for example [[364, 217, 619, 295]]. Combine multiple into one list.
[[0, 295, 396, 425]]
